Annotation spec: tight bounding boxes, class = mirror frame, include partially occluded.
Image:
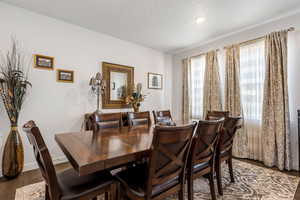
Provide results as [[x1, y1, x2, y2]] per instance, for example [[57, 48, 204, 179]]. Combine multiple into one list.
[[102, 62, 134, 109]]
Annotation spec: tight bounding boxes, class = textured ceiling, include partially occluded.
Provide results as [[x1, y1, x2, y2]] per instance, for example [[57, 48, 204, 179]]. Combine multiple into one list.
[[2, 0, 300, 53]]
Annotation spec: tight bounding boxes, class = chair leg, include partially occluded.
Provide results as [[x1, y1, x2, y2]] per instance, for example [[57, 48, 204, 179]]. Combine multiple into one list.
[[105, 191, 110, 200], [178, 188, 184, 200], [228, 157, 235, 183], [208, 173, 217, 200], [110, 183, 118, 200], [45, 185, 50, 200], [216, 160, 223, 195], [116, 182, 124, 200], [187, 174, 194, 200]]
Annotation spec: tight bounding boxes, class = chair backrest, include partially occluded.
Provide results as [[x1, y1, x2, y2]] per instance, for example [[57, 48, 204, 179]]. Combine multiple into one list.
[[128, 111, 151, 128], [206, 111, 229, 120], [91, 112, 123, 130], [189, 119, 224, 169], [146, 123, 196, 196], [152, 110, 173, 124], [218, 116, 243, 153], [23, 120, 61, 200]]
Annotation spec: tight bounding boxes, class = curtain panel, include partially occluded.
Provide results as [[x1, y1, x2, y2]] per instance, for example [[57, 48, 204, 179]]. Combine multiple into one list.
[[190, 55, 206, 119], [239, 40, 265, 161], [203, 51, 222, 116], [225, 45, 248, 158], [262, 31, 291, 170], [182, 58, 191, 121], [225, 45, 242, 114]]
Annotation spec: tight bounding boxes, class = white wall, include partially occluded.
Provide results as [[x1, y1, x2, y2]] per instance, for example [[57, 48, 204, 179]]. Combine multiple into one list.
[[172, 12, 300, 170], [0, 2, 173, 174]]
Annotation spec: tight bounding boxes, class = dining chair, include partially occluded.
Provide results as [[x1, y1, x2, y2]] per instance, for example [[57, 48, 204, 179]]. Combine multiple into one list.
[[90, 112, 123, 131], [206, 111, 229, 120], [128, 111, 151, 129], [115, 123, 197, 200], [215, 116, 243, 195], [187, 118, 224, 200], [152, 110, 173, 124], [23, 120, 118, 200]]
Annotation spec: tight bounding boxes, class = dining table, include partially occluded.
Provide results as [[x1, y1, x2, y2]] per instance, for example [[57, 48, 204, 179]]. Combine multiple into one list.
[[55, 121, 192, 176]]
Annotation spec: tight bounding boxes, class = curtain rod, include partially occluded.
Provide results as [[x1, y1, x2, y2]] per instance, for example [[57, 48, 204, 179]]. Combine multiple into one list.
[[225, 27, 295, 49], [189, 49, 220, 59], [184, 27, 295, 60]]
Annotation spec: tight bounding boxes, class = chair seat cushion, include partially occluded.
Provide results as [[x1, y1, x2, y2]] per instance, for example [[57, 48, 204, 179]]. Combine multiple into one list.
[[132, 118, 149, 125], [58, 168, 114, 200], [220, 150, 229, 156], [157, 118, 176, 126], [116, 163, 179, 198], [193, 162, 209, 173]]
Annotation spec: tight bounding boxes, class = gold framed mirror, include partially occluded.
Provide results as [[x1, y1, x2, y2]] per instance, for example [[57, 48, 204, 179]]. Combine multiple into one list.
[[102, 62, 134, 109]]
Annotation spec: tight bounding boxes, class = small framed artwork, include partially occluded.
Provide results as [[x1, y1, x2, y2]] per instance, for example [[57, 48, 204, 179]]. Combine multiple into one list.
[[148, 72, 163, 89], [34, 54, 54, 70], [57, 69, 74, 83]]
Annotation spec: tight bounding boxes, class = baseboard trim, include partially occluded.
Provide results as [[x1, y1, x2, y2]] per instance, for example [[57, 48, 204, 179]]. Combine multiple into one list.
[[0, 156, 68, 177]]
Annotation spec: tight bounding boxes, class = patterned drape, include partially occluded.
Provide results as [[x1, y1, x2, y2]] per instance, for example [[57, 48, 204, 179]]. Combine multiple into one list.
[[182, 58, 191, 121], [262, 31, 291, 170], [203, 51, 222, 116], [225, 45, 242, 114], [225, 45, 248, 158]]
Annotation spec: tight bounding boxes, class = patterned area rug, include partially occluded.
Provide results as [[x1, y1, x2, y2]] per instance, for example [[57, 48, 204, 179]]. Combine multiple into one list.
[[15, 160, 299, 200]]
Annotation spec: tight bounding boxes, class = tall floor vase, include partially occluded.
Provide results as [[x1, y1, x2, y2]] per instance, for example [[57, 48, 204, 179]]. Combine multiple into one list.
[[2, 125, 24, 179]]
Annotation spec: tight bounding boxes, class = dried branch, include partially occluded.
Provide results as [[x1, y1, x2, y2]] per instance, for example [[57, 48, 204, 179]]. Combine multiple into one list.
[[0, 38, 31, 125]]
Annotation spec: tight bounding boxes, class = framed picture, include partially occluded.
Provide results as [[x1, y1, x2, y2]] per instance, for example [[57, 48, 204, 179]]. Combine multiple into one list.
[[34, 54, 54, 70], [57, 69, 74, 83], [148, 72, 162, 89]]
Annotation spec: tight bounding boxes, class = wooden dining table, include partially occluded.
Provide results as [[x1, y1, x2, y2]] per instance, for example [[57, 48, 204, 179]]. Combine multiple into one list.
[[55, 121, 192, 176], [55, 126, 155, 176]]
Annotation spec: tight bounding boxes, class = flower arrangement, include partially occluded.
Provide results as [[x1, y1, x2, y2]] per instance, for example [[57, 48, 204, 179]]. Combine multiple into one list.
[[125, 83, 146, 112]]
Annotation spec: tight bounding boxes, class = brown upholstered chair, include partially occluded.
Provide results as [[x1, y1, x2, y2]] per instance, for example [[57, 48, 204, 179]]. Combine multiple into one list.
[[215, 116, 243, 195], [152, 110, 173, 124], [116, 123, 197, 200], [23, 120, 117, 200], [90, 112, 123, 131], [128, 111, 151, 129], [206, 111, 229, 120], [187, 118, 224, 200]]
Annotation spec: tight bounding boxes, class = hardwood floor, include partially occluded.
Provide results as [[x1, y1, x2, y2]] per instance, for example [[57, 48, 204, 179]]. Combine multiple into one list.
[[0, 162, 70, 200], [0, 159, 299, 200]]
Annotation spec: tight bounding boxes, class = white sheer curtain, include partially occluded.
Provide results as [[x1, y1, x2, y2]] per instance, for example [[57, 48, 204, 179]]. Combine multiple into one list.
[[190, 55, 206, 119], [240, 40, 265, 160]]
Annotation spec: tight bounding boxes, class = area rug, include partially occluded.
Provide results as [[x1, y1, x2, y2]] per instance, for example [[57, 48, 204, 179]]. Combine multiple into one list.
[[15, 160, 299, 200]]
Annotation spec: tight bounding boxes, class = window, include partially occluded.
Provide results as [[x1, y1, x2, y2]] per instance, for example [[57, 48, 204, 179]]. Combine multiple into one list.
[[190, 55, 206, 119], [240, 40, 265, 121]]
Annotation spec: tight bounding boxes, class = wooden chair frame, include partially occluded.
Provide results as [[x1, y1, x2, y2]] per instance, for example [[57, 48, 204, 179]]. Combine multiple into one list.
[[152, 110, 172, 124], [23, 120, 117, 200], [187, 119, 224, 200], [215, 116, 243, 195], [128, 111, 152, 129], [118, 123, 197, 200]]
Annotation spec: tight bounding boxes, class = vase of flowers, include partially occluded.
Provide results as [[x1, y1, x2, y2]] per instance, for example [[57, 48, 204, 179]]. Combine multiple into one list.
[[0, 39, 31, 179], [125, 83, 146, 112]]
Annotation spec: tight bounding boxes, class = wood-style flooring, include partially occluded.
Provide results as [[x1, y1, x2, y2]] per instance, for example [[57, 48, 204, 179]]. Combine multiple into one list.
[[0, 159, 299, 200], [0, 163, 70, 200]]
